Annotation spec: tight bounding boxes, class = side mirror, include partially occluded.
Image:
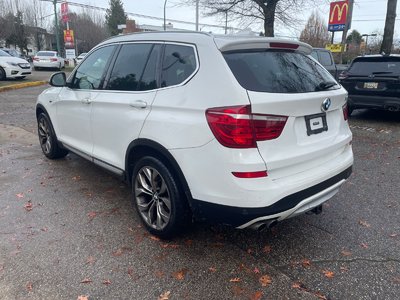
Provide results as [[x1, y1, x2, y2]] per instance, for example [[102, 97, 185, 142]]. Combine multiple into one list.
[[50, 72, 66, 87]]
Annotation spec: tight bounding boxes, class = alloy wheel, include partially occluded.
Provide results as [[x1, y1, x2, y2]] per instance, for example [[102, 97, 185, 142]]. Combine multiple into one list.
[[38, 117, 52, 154]]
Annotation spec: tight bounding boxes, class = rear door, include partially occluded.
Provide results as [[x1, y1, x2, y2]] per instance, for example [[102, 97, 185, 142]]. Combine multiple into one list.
[[223, 49, 349, 179], [341, 57, 400, 98]]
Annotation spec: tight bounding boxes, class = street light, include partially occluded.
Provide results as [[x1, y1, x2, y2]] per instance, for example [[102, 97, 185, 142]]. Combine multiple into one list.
[[164, 0, 167, 31], [362, 33, 378, 54]]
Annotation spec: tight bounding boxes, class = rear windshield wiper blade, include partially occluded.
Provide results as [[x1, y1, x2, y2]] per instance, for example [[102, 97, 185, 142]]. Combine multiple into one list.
[[315, 81, 337, 91]]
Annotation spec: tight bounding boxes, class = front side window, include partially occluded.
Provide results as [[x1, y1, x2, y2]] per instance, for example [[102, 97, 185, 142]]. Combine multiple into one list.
[[71, 46, 115, 90], [107, 43, 159, 91], [161, 44, 197, 87], [224, 50, 338, 93]]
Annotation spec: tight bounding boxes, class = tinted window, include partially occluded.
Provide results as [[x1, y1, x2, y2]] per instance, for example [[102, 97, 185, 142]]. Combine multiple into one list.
[[349, 57, 400, 75], [139, 45, 160, 91], [37, 52, 56, 57], [72, 46, 115, 90], [310, 51, 318, 61], [224, 50, 337, 93], [161, 44, 196, 87], [0, 50, 10, 57], [319, 51, 333, 66], [107, 43, 155, 91]]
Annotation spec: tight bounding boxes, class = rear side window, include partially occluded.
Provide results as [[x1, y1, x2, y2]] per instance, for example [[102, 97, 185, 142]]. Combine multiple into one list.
[[318, 51, 333, 66], [161, 44, 197, 87], [107, 43, 158, 91], [349, 57, 400, 75], [224, 50, 337, 93]]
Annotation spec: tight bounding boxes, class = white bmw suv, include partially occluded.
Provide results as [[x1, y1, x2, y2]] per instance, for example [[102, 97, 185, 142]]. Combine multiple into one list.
[[36, 32, 353, 238]]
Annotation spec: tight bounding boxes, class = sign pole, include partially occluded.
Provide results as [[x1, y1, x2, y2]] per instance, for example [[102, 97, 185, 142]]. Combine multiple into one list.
[[340, 0, 354, 63], [331, 32, 335, 44]]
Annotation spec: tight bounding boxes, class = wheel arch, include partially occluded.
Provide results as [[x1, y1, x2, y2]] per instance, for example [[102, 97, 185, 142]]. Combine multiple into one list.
[[125, 138, 194, 208], [36, 103, 49, 119]]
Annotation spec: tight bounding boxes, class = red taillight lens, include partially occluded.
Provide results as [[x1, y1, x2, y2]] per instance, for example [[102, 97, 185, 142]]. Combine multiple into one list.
[[33, 57, 39, 61], [269, 42, 299, 50], [342, 103, 349, 121], [206, 105, 287, 148], [232, 170, 268, 178], [50, 58, 58, 62]]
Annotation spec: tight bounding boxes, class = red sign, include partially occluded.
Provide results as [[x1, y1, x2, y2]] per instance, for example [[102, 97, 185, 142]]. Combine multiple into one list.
[[61, 2, 69, 23], [63, 29, 74, 48], [328, 1, 349, 31]]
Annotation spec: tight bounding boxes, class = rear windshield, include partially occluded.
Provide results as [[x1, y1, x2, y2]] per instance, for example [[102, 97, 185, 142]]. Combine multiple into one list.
[[37, 52, 56, 57], [348, 57, 400, 75], [223, 50, 337, 93]]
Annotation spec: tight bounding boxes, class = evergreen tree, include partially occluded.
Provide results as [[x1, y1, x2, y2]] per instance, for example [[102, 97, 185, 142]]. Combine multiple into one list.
[[105, 0, 127, 36]]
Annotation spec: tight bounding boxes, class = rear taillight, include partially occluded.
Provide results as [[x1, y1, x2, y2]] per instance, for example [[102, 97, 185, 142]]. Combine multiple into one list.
[[33, 57, 39, 61], [342, 103, 349, 121], [50, 58, 58, 62], [232, 171, 268, 178], [269, 42, 299, 50], [205, 105, 287, 148]]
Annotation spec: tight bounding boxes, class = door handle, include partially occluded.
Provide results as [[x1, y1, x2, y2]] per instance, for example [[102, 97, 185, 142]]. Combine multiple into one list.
[[81, 97, 91, 104], [129, 100, 147, 109]]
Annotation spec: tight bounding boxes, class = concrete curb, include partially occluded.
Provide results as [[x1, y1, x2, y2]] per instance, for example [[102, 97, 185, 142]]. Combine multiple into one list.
[[0, 81, 48, 93]]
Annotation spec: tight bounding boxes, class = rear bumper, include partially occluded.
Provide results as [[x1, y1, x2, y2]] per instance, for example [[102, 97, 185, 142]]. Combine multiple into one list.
[[191, 166, 352, 228], [348, 95, 400, 110], [33, 61, 60, 68]]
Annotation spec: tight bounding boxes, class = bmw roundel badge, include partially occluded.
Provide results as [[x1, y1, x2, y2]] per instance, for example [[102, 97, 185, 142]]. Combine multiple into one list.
[[321, 98, 331, 112]]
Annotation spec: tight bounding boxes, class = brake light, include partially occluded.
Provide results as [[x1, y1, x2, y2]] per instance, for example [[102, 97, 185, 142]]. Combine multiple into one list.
[[205, 105, 287, 148], [342, 103, 349, 121], [50, 58, 58, 62], [33, 57, 39, 61], [269, 42, 299, 50]]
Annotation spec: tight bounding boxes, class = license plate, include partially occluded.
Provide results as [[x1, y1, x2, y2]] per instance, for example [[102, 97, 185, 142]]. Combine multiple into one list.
[[364, 82, 378, 89], [305, 113, 328, 136]]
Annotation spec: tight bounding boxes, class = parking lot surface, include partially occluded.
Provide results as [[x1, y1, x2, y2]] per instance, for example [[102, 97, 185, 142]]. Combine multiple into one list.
[[0, 86, 399, 299]]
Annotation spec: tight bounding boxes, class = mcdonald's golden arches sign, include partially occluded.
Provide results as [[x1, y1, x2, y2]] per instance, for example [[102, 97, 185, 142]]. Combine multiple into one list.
[[328, 1, 349, 32]]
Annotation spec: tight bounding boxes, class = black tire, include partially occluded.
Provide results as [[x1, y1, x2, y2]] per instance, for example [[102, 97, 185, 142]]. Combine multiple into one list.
[[17, 76, 26, 80], [131, 156, 191, 239], [37, 113, 68, 159], [0, 67, 6, 80]]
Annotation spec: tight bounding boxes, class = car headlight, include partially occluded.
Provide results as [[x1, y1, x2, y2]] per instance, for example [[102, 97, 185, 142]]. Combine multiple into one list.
[[7, 62, 18, 67]]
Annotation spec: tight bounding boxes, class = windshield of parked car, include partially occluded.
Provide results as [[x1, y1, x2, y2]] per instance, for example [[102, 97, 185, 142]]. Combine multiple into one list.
[[224, 49, 338, 93], [0, 49, 11, 57], [348, 57, 400, 75], [37, 52, 56, 57]]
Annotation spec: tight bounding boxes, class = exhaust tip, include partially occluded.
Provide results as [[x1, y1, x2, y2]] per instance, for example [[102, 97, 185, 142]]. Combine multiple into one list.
[[249, 219, 278, 232]]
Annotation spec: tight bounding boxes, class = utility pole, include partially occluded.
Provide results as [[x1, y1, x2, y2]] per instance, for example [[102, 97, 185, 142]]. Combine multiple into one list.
[[195, 0, 199, 31], [340, 0, 354, 64], [164, 0, 167, 31]]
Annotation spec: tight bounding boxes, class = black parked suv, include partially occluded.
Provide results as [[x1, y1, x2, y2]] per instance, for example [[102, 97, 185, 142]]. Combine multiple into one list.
[[339, 55, 400, 114]]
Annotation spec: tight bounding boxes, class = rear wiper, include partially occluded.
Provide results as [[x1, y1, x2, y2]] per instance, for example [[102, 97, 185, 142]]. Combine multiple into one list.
[[315, 81, 337, 91]]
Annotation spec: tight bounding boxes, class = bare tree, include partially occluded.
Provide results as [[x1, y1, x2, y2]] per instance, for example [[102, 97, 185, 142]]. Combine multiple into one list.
[[180, 0, 320, 37], [380, 0, 397, 54], [299, 11, 329, 47]]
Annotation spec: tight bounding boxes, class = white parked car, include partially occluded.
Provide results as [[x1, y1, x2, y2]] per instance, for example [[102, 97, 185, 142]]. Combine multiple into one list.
[[33, 51, 65, 70], [36, 32, 353, 238], [75, 52, 87, 64], [0, 49, 32, 80]]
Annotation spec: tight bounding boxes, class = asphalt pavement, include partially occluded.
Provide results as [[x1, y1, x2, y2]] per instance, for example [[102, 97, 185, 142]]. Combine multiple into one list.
[[0, 86, 399, 300]]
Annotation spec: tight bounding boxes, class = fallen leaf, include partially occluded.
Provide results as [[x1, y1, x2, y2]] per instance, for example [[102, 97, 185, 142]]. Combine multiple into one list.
[[77, 296, 89, 300], [154, 270, 164, 278], [172, 269, 187, 280], [259, 274, 272, 287], [229, 277, 241, 283], [358, 220, 371, 227], [185, 239, 193, 246], [253, 267, 260, 274], [315, 291, 328, 300], [24, 202, 33, 211], [72, 176, 81, 181], [263, 245, 272, 254], [16, 193, 24, 198], [250, 291, 263, 300], [112, 247, 132, 257], [41, 227, 48, 232], [86, 256, 96, 264], [26, 282, 33, 291], [161, 243, 179, 249], [292, 282, 302, 289], [341, 250, 352, 256], [158, 291, 171, 300], [80, 278, 92, 284], [209, 267, 217, 273], [360, 243, 369, 249], [393, 277, 400, 284], [150, 235, 160, 241], [102, 279, 111, 285], [302, 259, 311, 268], [340, 266, 349, 272], [87, 211, 97, 219], [389, 233, 397, 238], [322, 270, 334, 278]]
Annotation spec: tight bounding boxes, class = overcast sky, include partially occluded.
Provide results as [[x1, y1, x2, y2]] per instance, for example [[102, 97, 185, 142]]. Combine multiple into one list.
[[52, 0, 400, 43]]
